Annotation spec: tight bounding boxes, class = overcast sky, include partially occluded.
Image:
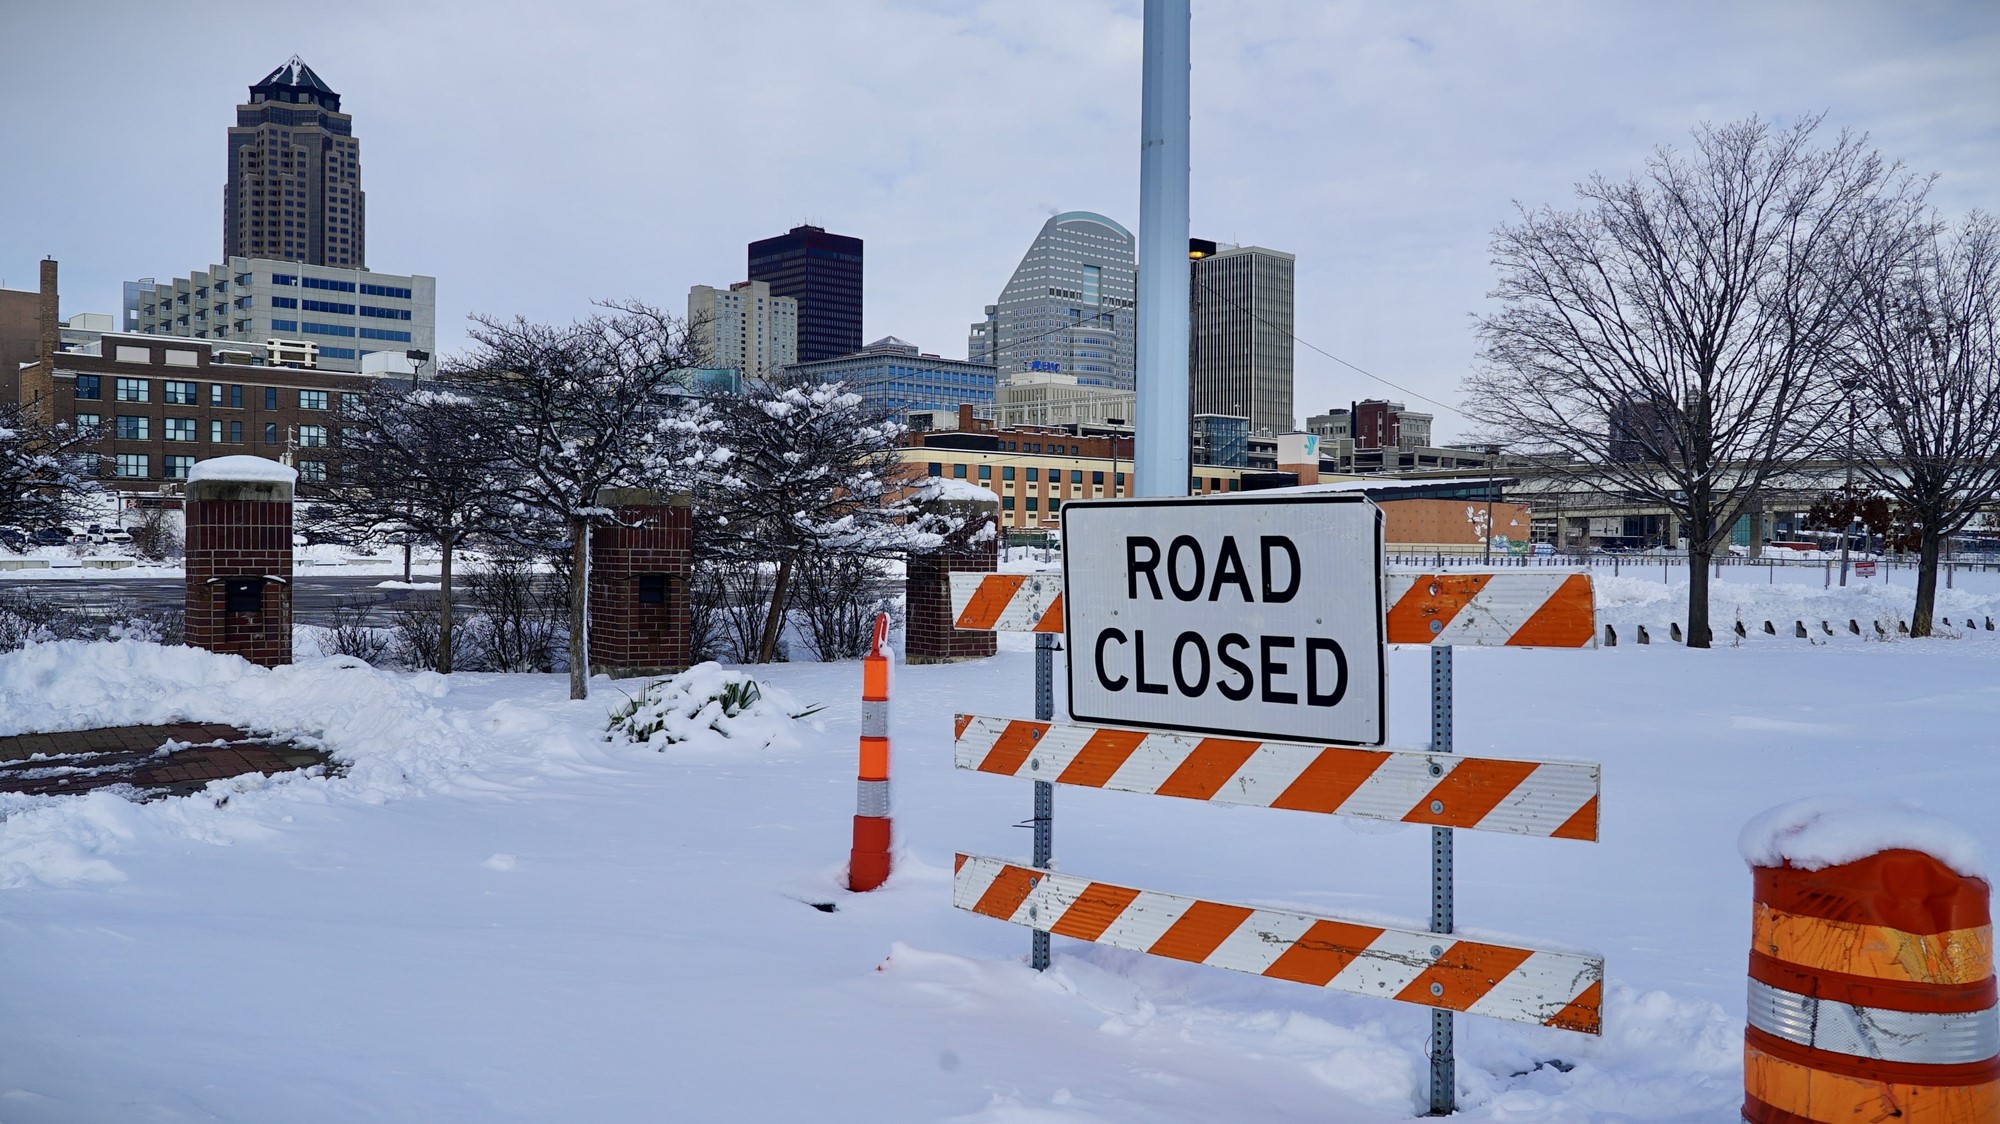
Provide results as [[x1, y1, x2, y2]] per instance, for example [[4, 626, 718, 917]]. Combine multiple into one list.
[[4, 0, 1995, 440]]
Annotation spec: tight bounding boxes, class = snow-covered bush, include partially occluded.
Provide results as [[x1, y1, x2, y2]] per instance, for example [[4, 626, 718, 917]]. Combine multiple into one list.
[[323, 597, 394, 665], [0, 591, 182, 651], [606, 662, 821, 751]]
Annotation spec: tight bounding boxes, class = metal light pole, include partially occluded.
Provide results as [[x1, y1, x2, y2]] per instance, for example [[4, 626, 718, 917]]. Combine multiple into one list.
[[1134, 0, 1191, 499], [1838, 384, 1856, 586]]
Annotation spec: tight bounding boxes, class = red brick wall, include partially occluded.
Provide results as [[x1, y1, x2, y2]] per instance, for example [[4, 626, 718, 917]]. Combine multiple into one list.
[[906, 501, 998, 664], [184, 483, 293, 667], [587, 497, 692, 677]]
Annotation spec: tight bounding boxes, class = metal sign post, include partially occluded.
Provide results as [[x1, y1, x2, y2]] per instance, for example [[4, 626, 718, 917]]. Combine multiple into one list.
[[1032, 631, 1055, 971], [1428, 644, 1454, 1116]]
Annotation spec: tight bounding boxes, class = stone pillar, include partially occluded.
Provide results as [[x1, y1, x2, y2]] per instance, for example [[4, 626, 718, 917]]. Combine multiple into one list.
[[587, 488, 692, 679], [184, 457, 295, 667], [905, 492, 1000, 664]]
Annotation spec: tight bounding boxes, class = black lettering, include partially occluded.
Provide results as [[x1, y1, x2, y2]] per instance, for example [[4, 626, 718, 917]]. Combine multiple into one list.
[[1167, 535, 1205, 601], [1260, 635, 1298, 704], [1126, 537, 1162, 600], [1261, 536, 1301, 603], [1172, 631, 1211, 696], [1216, 634, 1253, 701], [1208, 536, 1253, 602], [1307, 637, 1348, 707], [1094, 628, 1128, 691], [1133, 629, 1169, 695]]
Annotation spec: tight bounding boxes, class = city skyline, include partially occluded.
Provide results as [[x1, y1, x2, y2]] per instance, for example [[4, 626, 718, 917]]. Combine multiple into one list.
[[2, 2, 1994, 442]]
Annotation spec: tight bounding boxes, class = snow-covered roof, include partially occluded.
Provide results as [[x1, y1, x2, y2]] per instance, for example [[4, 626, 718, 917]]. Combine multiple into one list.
[[921, 478, 1000, 505], [187, 455, 298, 486]]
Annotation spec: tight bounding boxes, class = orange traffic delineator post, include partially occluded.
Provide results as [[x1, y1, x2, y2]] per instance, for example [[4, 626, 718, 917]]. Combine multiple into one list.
[[848, 613, 893, 892], [1743, 812, 1998, 1122]]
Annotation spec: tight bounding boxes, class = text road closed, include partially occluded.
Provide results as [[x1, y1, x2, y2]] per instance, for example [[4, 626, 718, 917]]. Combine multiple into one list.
[[1063, 494, 1386, 746]]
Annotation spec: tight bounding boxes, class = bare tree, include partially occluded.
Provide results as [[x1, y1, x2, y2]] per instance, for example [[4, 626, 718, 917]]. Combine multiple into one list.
[[1841, 212, 2000, 636], [0, 403, 96, 531], [306, 380, 515, 673], [451, 302, 714, 699], [702, 372, 938, 663], [1467, 115, 1926, 646]]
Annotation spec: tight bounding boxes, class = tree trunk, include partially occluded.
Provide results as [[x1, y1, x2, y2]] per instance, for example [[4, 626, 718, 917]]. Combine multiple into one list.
[[756, 554, 793, 664], [1911, 527, 1941, 638], [568, 515, 590, 699], [1686, 544, 1713, 648], [437, 537, 456, 674]]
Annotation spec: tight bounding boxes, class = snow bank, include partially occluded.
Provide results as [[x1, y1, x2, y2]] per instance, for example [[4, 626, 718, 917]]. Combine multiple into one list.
[[1739, 796, 1986, 877], [187, 454, 298, 485]]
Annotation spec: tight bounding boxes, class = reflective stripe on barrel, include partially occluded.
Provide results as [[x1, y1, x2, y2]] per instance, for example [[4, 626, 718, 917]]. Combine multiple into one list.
[[1744, 848, 1998, 1123]]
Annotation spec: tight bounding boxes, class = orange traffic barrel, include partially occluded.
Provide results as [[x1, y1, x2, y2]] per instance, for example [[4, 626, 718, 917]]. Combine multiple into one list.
[[1741, 801, 1997, 1122], [848, 613, 893, 892]]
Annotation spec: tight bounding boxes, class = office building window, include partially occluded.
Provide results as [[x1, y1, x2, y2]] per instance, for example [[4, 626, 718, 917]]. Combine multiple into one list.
[[360, 283, 412, 299], [270, 296, 299, 309], [359, 327, 410, 342], [298, 425, 328, 447], [271, 319, 298, 332], [114, 454, 149, 479], [210, 383, 224, 405], [927, 462, 941, 477], [164, 455, 194, 480], [1071, 470, 1083, 484], [318, 347, 356, 359], [302, 276, 357, 293], [302, 322, 356, 337], [165, 418, 196, 442], [265, 387, 278, 409], [164, 380, 197, 405], [1092, 471, 1105, 485], [301, 299, 355, 315], [75, 375, 101, 400], [359, 305, 412, 319], [977, 465, 991, 480], [1003, 466, 1016, 481], [271, 273, 298, 285], [115, 378, 149, 402], [341, 392, 361, 413], [74, 413, 100, 433], [264, 423, 279, 445], [952, 464, 967, 479], [229, 420, 243, 444], [115, 415, 149, 440], [299, 390, 328, 411], [298, 460, 327, 483], [211, 419, 223, 443], [1026, 468, 1039, 482]]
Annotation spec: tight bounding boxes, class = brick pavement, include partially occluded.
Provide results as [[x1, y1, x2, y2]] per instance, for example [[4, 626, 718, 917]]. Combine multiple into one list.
[[0, 723, 333, 800]]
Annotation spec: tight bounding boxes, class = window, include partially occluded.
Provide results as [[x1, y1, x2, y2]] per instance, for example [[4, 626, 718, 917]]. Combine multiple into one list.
[[271, 319, 299, 332], [1050, 499, 1063, 513], [229, 385, 243, 408], [318, 347, 357, 359], [264, 387, 278, 409], [264, 423, 278, 445], [1071, 470, 1083, 484], [75, 375, 101, 400], [164, 455, 194, 480], [165, 418, 196, 442], [270, 296, 299, 309], [359, 305, 412, 319], [164, 380, 197, 405], [1026, 468, 1039, 482], [271, 273, 298, 286], [229, 420, 243, 444], [1003, 466, 1016, 481], [298, 389, 328, 410], [211, 419, 224, 443], [298, 460, 327, 483], [210, 383, 224, 405], [1027, 497, 1039, 511], [926, 462, 941, 477], [115, 377, 149, 402], [114, 454, 149, 478], [298, 425, 327, 447], [301, 276, 357, 293], [74, 412, 100, 433], [359, 327, 410, 342], [341, 392, 360, 413], [977, 465, 991, 480], [952, 464, 967, 478], [302, 322, 356, 337], [1002, 496, 1016, 511], [301, 299, 355, 315], [115, 415, 149, 440], [1092, 471, 1105, 485]]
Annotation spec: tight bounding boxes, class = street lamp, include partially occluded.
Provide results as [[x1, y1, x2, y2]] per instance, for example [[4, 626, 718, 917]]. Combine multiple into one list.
[[1838, 377, 1858, 587]]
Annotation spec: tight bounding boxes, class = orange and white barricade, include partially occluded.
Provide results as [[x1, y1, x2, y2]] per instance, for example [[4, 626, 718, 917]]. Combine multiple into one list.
[[847, 614, 893, 892], [1742, 801, 1997, 1122]]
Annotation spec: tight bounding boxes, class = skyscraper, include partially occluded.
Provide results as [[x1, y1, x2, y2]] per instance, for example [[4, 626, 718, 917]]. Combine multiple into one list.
[[747, 225, 862, 363], [688, 280, 798, 378], [1189, 243, 1295, 436], [224, 56, 365, 268], [976, 212, 1137, 390]]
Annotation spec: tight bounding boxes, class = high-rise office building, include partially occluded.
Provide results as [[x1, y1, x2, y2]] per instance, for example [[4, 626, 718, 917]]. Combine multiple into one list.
[[688, 280, 798, 378], [747, 225, 862, 363], [974, 212, 1137, 390], [1189, 243, 1295, 437], [787, 337, 995, 416], [132, 257, 435, 375], [224, 56, 365, 268]]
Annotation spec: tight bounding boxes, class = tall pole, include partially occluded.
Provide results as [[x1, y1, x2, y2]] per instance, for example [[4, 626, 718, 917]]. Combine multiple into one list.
[[1135, 0, 1191, 499], [1839, 389, 1855, 586]]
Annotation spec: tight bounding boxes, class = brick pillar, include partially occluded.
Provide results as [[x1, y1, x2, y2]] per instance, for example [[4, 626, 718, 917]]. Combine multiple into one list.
[[184, 459, 295, 667], [905, 493, 1000, 664], [587, 488, 693, 679]]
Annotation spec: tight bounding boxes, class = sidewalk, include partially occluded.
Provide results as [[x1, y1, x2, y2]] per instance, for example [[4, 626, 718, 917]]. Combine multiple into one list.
[[0, 723, 332, 799]]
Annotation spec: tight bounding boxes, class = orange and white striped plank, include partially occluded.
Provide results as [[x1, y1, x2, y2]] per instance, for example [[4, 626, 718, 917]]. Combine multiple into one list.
[[954, 714, 1600, 840], [1385, 573, 1596, 647], [952, 853, 1604, 1033], [949, 572, 1064, 633]]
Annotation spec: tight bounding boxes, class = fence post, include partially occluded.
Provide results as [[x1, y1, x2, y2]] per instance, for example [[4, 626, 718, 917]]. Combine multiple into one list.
[[1741, 800, 1997, 1122], [1427, 645, 1456, 1116]]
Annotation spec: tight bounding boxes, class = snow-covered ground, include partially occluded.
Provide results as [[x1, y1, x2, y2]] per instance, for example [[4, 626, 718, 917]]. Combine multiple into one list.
[[0, 574, 1996, 1122]]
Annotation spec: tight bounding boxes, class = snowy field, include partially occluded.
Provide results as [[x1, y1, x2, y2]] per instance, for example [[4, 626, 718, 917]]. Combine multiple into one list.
[[0, 572, 1996, 1122]]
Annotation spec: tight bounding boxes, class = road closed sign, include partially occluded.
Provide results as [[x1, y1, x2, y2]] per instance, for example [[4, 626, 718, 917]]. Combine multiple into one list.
[[1062, 494, 1386, 746]]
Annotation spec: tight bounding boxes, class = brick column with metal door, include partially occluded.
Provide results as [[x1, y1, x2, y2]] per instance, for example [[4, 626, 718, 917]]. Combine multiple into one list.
[[587, 488, 693, 679], [184, 457, 295, 667], [905, 491, 1000, 664]]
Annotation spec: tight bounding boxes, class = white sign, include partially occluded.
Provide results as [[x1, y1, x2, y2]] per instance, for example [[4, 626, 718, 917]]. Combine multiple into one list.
[[1062, 494, 1386, 746]]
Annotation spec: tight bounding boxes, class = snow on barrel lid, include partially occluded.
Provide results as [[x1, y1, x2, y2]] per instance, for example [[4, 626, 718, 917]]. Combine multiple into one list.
[[1740, 795, 1986, 878], [186, 455, 299, 485]]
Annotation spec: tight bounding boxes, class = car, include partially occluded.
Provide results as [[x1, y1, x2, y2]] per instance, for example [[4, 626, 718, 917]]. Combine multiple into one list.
[[32, 527, 74, 547], [0, 528, 25, 552]]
